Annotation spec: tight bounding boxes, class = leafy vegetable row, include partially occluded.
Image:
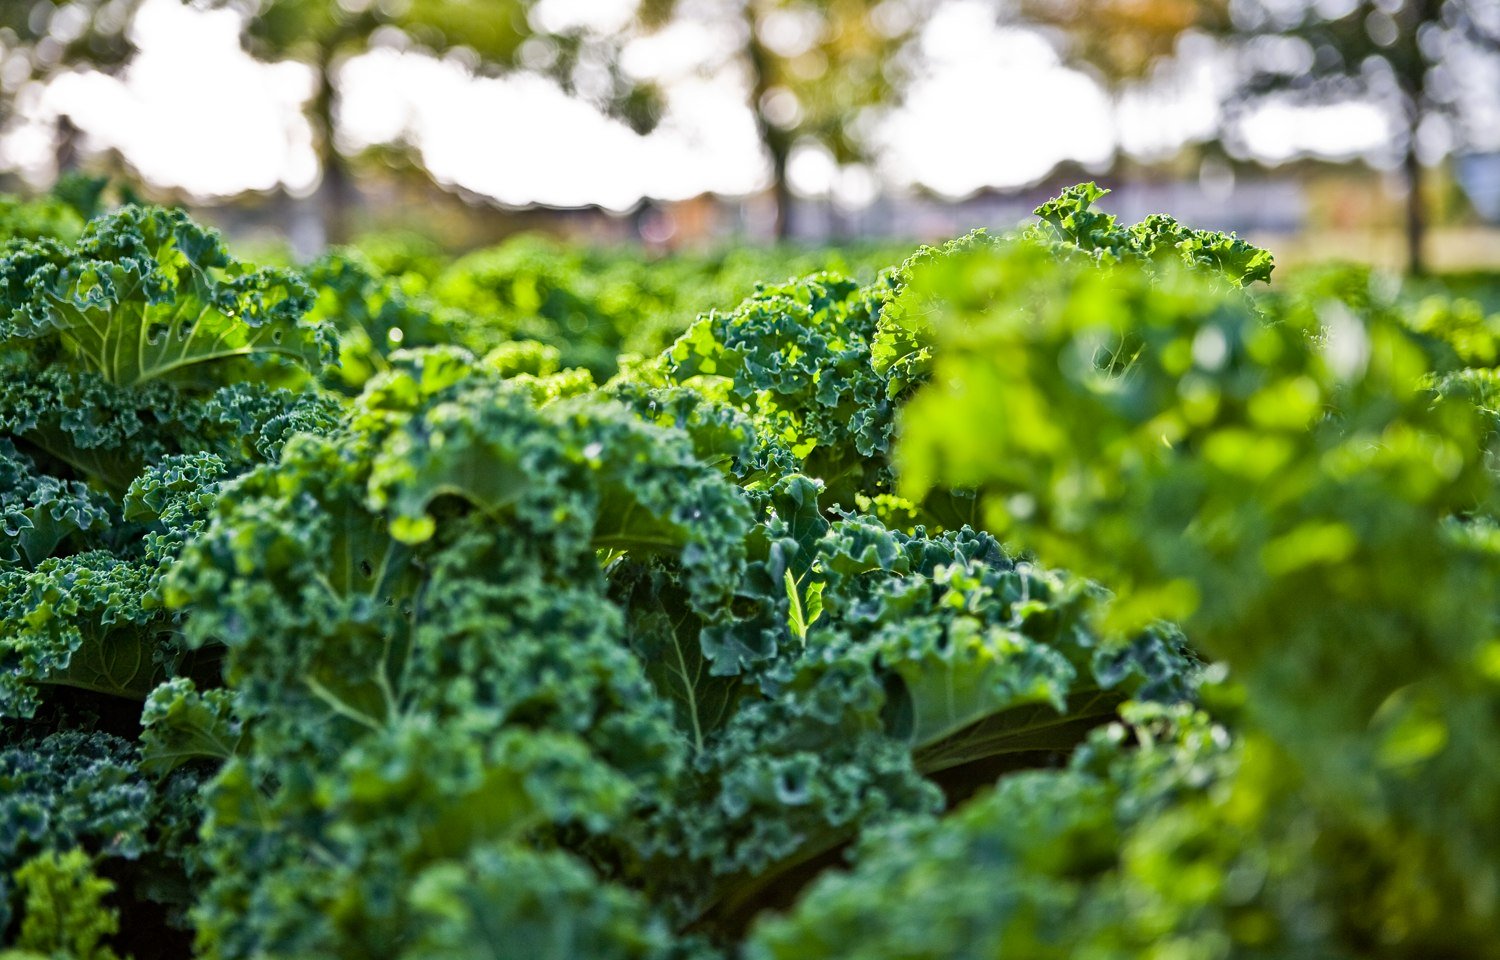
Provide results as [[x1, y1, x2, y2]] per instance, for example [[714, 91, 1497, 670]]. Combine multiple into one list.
[[1, 180, 1494, 960]]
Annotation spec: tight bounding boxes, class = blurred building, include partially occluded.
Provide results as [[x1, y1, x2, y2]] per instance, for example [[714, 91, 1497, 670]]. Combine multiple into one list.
[[1458, 153, 1500, 224], [639, 176, 1306, 246], [778, 178, 1306, 242], [195, 169, 1311, 254]]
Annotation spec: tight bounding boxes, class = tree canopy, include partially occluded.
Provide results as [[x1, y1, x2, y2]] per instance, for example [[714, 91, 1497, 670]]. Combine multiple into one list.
[[1019, 0, 1500, 275], [0, 1, 144, 175]]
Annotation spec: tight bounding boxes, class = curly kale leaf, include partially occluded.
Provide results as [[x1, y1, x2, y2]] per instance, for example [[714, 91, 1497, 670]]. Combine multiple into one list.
[[168, 353, 734, 757], [139, 678, 241, 777], [1030, 183, 1274, 287], [701, 477, 1195, 721], [645, 650, 943, 929], [121, 453, 227, 537], [0, 731, 154, 880], [0, 439, 112, 569], [164, 350, 766, 956], [402, 844, 673, 960], [355, 350, 750, 612], [664, 272, 900, 505], [0, 552, 165, 717], [606, 382, 800, 486], [642, 478, 1194, 931], [0, 364, 341, 494], [871, 187, 1273, 423], [699, 475, 829, 673], [745, 704, 1236, 960], [304, 250, 453, 394], [0, 205, 331, 387], [188, 722, 659, 958], [615, 563, 746, 757], [4, 848, 126, 960], [0, 457, 237, 719]]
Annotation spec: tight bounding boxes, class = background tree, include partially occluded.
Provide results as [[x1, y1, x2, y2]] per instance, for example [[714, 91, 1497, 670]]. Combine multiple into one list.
[[206, 0, 931, 243], [0, 0, 145, 179], [1220, 0, 1499, 276], [1017, 0, 1230, 82], [198, 0, 664, 242], [633, 0, 930, 240], [1014, 0, 1233, 190], [1018, 0, 1500, 276]]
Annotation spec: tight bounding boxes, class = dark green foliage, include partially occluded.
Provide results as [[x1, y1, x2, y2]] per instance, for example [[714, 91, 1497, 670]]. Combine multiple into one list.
[[0, 202, 336, 949], [746, 703, 1238, 960], [401, 844, 674, 960], [2, 206, 329, 388], [0, 732, 153, 878], [162, 350, 743, 955], [664, 273, 900, 507], [0, 439, 112, 568]]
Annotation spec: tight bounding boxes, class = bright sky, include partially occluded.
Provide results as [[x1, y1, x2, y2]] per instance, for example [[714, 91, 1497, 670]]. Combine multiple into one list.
[[9, 0, 1399, 209]]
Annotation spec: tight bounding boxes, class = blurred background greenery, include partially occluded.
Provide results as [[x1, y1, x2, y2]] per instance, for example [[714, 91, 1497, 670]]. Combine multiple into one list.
[[1, 0, 1497, 275]]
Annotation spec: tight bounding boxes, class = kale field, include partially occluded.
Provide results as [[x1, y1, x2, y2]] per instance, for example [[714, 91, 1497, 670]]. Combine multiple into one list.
[[3, 180, 1499, 959]]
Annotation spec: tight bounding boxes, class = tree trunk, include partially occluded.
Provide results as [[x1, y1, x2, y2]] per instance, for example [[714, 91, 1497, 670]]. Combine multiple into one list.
[[744, 4, 793, 242], [1402, 130, 1426, 278], [53, 114, 82, 177], [1397, 0, 1435, 278], [767, 135, 793, 241], [311, 55, 352, 247]]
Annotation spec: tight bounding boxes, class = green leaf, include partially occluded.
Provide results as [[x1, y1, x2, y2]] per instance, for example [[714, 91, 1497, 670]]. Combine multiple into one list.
[[3, 206, 329, 386], [139, 678, 241, 776], [7, 849, 124, 960], [783, 569, 824, 644]]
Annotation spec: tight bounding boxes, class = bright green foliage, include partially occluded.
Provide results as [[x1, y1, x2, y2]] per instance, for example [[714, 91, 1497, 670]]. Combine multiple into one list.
[[482, 338, 563, 377], [433, 236, 681, 376], [0, 197, 86, 248], [303, 250, 454, 393], [893, 189, 1500, 953], [4, 848, 125, 960], [430, 236, 904, 379], [604, 381, 799, 488], [343, 232, 449, 291], [1029, 183, 1274, 285]]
